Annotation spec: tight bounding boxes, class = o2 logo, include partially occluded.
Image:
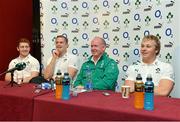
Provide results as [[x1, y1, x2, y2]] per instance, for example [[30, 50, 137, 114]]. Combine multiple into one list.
[[165, 28, 173, 38]]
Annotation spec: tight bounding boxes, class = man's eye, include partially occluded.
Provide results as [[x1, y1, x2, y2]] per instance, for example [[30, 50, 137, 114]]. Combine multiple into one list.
[[20, 46, 29, 48]]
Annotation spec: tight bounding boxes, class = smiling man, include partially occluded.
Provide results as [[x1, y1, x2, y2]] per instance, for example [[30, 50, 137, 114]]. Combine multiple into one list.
[[125, 35, 174, 96], [74, 36, 119, 90], [44, 35, 79, 80], [5, 38, 40, 84]]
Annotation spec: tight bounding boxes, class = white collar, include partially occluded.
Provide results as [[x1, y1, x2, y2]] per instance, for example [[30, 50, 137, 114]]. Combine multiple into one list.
[[18, 54, 30, 61], [141, 58, 159, 66], [91, 55, 102, 65]]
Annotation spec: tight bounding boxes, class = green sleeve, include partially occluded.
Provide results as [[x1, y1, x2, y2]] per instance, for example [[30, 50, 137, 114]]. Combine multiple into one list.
[[93, 60, 119, 90], [73, 65, 84, 87]]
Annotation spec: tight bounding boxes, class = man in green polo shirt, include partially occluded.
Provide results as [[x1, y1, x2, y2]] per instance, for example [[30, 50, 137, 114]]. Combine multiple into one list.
[[74, 36, 119, 90]]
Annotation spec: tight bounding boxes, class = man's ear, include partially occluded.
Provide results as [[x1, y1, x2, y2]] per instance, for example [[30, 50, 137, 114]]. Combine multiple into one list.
[[17, 47, 19, 51], [103, 45, 106, 51], [155, 50, 158, 54]]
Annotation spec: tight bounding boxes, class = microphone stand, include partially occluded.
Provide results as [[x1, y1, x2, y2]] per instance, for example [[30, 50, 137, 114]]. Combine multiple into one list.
[[6, 70, 20, 87], [0, 63, 25, 87]]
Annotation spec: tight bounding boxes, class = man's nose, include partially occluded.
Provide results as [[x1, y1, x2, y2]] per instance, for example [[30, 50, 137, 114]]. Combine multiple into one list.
[[141, 47, 146, 50]]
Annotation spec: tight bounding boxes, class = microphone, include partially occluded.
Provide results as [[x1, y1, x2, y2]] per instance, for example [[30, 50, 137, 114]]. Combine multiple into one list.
[[6, 62, 26, 73]]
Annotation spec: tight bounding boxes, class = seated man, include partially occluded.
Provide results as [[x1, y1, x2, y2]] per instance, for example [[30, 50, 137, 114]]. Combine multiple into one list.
[[44, 35, 79, 80], [125, 35, 174, 96], [5, 38, 40, 84], [74, 36, 119, 90]]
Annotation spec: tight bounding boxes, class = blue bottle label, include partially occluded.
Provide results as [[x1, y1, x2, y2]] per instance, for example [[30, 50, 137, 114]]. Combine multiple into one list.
[[85, 82, 93, 91], [62, 85, 70, 100], [144, 92, 154, 110], [145, 85, 154, 93]]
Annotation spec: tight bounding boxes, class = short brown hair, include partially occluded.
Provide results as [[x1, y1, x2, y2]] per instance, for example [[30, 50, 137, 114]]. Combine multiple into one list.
[[142, 35, 161, 55], [56, 35, 68, 44], [17, 38, 30, 47]]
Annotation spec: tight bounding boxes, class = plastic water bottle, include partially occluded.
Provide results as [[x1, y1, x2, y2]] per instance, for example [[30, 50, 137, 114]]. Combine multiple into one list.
[[85, 68, 93, 92], [62, 72, 70, 100], [134, 74, 144, 109], [115, 81, 120, 93], [50, 78, 55, 90], [55, 70, 63, 99], [144, 74, 154, 110]]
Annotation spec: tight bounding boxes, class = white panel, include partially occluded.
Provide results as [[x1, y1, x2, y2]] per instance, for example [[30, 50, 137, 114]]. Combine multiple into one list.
[[40, 0, 180, 98]]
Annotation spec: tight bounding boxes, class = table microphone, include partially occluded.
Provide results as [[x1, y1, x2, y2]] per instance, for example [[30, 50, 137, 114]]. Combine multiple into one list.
[[6, 62, 26, 73]]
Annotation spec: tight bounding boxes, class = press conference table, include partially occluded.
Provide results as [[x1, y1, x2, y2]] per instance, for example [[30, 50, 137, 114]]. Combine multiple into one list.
[[0, 81, 180, 121], [33, 90, 180, 121], [0, 81, 51, 121]]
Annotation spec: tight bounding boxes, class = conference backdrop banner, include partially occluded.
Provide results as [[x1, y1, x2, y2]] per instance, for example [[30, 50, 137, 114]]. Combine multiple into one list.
[[40, 0, 179, 97]]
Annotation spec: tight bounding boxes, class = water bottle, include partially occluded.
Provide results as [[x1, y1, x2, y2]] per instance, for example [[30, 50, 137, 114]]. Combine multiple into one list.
[[134, 74, 144, 109], [115, 81, 120, 93], [55, 70, 63, 99], [16, 71, 23, 84], [144, 74, 154, 110], [85, 68, 93, 92], [50, 78, 55, 91], [62, 72, 71, 100]]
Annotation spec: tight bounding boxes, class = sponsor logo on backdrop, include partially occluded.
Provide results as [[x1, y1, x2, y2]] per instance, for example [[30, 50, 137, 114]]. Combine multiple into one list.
[[40, 0, 175, 89]]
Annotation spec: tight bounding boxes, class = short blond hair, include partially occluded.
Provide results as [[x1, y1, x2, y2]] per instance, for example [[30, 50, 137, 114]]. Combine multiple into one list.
[[142, 35, 161, 55]]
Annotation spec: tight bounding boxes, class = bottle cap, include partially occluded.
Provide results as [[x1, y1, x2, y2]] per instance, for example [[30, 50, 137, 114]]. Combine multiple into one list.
[[64, 72, 69, 76], [56, 69, 61, 75], [146, 74, 152, 81], [136, 74, 142, 80]]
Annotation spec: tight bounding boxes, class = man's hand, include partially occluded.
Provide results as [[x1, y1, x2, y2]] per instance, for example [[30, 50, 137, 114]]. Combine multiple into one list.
[[76, 85, 84, 89], [52, 49, 60, 58]]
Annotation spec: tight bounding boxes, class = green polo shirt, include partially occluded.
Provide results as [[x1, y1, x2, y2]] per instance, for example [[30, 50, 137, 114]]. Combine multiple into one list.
[[74, 52, 119, 90]]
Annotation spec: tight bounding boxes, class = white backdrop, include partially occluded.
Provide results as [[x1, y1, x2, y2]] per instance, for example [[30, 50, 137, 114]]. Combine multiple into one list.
[[40, 0, 180, 98]]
